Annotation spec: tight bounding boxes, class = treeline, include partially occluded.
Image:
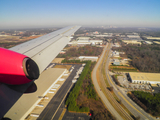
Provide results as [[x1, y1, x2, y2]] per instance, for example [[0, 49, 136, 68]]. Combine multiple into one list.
[[0, 41, 26, 48], [62, 59, 82, 63], [65, 60, 115, 119], [112, 75, 120, 86], [65, 61, 91, 112], [57, 45, 103, 58], [112, 44, 160, 73], [139, 30, 160, 37], [82, 62, 98, 100], [76, 27, 160, 34], [129, 91, 160, 116]]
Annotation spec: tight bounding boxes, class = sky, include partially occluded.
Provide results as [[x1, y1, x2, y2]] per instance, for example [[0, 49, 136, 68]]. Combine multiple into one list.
[[0, 0, 160, 29]]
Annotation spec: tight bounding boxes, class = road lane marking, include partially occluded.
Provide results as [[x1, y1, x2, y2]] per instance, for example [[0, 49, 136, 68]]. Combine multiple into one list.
[[105, 44, 149, 120], [118, 92, 148, 119], [51, 84, 73, 120], [40, 72, 73, 119], [58, 108, 66, 120]]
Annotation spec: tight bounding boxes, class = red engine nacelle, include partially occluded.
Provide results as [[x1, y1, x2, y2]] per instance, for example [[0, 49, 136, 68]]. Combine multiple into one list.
[[0, 47, 39, 85]]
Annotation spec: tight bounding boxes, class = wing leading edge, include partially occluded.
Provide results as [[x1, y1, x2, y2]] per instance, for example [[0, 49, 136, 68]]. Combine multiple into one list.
[[9, 25, 81, 73]]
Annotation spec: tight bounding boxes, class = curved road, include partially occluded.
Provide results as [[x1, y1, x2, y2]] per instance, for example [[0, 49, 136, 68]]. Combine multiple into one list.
[[92, 43, 123, 120], [105, 43, 155, 120]]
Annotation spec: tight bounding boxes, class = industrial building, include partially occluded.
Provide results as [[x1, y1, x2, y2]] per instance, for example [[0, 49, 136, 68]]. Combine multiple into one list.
[[128, 72, 160, 84], [78, 56, 98, 61], [153, 41, 160, 44], [144, 41, 152, 44], [122, 40, 142, 45], [113, 59, 120, 65], [95, 34, 113, 37], [112, 43, 120, 47], [127, 35, 141, 39], [146, 37, 160, 40], [112, 51, 120, 57], [68, 40, 103, 46], [76, 37, 90, 40]]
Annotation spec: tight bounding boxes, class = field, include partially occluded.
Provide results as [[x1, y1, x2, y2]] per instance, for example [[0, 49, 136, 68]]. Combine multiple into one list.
[[54, 65, 72, 70], [51, 58, 65, 63], [0, 35, 42, 48]]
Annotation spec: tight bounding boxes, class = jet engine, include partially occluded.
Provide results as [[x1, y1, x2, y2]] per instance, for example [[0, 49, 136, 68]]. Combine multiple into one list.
[[0, 47, 39, 85]]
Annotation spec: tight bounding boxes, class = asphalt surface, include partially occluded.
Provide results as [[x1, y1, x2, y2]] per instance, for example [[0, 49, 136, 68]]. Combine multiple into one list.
[[62, 110, 91, 120], [0, 81, 34, 119], [91, 43, 123, 120], [152, 87, 160, 93], [37, 64, 81, 120], [105, 43, 155, 120]]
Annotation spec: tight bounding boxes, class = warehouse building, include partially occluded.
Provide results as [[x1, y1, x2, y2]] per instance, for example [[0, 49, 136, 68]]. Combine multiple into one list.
[[76, 37, 90, 40], [68, 40, 103, 46], [78, 56, 98, 61], [122, 40, 142, 45], [128, 72, 160, 84]]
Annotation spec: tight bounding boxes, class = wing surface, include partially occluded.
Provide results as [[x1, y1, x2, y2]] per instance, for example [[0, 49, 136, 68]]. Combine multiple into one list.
[[0, 26, 81, 119], [9, 26, 81, 73]]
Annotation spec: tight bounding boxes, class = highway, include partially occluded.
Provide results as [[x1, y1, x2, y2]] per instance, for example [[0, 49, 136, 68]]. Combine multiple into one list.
[[99, 43, 133, 120], [105, 42, 155, 120], [92, 43, 123, 120]]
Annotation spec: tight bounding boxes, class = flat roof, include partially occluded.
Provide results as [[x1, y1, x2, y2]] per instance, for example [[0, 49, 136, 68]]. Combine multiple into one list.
[[153, 41, 160, 44], [5, 68, 66, 120], [129, 72, 160, 82]]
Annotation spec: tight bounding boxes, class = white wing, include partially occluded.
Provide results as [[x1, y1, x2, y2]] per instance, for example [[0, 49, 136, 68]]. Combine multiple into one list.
[[9, 26, 81, 73]]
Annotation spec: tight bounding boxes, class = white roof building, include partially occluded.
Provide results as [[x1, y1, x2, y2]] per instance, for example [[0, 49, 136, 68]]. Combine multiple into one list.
[[145, 41, 152, 44], [79, 56, 98, 61], [68, 40, 103, 45], [129, 72, 160, 84], [77, 37, 90, 40]]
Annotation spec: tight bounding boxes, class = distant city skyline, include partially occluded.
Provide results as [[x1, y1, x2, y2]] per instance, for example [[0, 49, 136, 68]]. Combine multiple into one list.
[[0, 0, 160, 29]]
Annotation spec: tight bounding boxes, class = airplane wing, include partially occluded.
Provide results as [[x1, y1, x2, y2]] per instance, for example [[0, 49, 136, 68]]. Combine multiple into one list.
[[0, 26, 81, 118], [10, 25, 80, 74]]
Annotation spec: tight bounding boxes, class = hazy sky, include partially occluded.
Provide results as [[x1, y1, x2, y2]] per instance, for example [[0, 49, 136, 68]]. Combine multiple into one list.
[[0, 0, 160, 29]]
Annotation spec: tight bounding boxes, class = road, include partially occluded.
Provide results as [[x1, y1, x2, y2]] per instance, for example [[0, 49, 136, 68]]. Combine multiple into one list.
[[105, 42, 155, 120], [92, 43, 123, 120], [37, 64, 81, 120]]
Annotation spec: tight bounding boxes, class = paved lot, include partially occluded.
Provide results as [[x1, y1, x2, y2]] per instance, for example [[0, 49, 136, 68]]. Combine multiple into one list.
[[4, 68, 66, 120], [37, 64, 81, 120], [152, 87, 160, 93], [117, 75, 152, 92], [62, 111, 91, 120]]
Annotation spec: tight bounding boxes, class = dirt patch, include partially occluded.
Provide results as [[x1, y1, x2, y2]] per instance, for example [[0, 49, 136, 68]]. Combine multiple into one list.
[[51, 58, 65, 63], [54, 65, 72, 70]]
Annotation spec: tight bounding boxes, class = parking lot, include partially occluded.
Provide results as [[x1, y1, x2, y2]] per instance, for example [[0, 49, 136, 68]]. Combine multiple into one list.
[[117, 75, 152, 92]]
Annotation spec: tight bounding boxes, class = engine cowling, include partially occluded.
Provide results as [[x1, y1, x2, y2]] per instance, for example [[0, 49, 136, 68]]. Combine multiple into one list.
[[0, 47, 39, 85]]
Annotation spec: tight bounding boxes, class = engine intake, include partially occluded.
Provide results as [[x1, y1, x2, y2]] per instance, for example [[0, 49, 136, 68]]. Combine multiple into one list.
[[23, 58, 39, 80], [0, 47, 39, 85]]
